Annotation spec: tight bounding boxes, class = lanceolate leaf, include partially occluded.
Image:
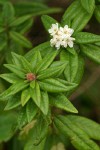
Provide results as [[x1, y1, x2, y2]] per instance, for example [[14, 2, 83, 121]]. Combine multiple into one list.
[[21, 88, 30, 106], [39, 78, 75, 93], [4, 64, 25, 79], [0, 73, 21, 84], [41, 15, 58, 31], [4, 95, 21, 110], [17, 107, 27, 129], [54, 116, 100, 150], [26, 100, 38, 123], [80, 0, 95, 13], [0, 82, 29, 100], [2, 2, 15, 24], [36, 51, 58, 73], [80, 44, 100, 64], [10, 31, 32, 48], [60, 50, 78, 82], [40, 91, 49, 115], [37, 62, 67, 80], [74, 32, 100, 44], [66, 115, 100, 140], [50, 94, 78, 113], [30, 82, 41, 107], [61, 0, 93, 32], [10, 15, 32, 26], [32, 117, 48, 145]]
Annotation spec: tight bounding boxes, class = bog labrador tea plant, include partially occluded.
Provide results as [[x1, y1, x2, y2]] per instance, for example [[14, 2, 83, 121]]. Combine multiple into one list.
[[0, 0, 100, 150]]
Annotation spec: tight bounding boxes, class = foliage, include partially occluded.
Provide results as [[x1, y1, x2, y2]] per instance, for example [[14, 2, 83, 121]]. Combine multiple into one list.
[[0, 0, 100, 150]]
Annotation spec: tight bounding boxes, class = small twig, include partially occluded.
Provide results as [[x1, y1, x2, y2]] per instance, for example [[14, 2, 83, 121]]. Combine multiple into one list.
[[70, 67, 100, 101]]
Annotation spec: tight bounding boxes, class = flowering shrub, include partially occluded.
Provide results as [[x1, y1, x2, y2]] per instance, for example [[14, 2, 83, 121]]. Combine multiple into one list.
[[0, 0, 100, 150]]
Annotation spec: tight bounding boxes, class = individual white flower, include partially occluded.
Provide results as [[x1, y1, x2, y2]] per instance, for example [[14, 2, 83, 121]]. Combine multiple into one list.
[[48, 23, 59, 36], [63, 25, 74, 35], [67, 37, 75, 48]]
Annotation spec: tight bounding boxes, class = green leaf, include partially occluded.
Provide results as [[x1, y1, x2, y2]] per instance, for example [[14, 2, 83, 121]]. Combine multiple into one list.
[[21, 88, 30, 106], [74, 32, 100, 44], [39, 78, 76, 93], [94, 5, 100, 23], [40, 91, 49, 115], [54, 115, 100, 150], [50, 94, 78, 113], [36, 51, 58, 73], [26, 100, 38, 123], [0, 112, 17, 142], [30, 80, 35, 89], [37, 62, 67, 80], [60, 50, 79, 82], [4, 64, 25, 79], [61, 0, 93, 31], [2, 2, 15, 24], [29, 50, 42, 71], [4, 95, 21, 110], [11, 52, 32, 72], [10, 15, 32, 26], [66, 115, 100, 140], [25, 42, 54, 60], [10, 31, 32, 48], [17, 107, 27, 129], [30, 82, 41, 107], [31, 117, 48, 145], [80, 0, 95, 13], [80, 44, 100, 64], [0, 73, 21, 83], [41, 15, 58, 31], [0, 27, 5, 33], [67, 47, 76, 55], [15, 2, 62, 16], [0, 82, 29, 100]]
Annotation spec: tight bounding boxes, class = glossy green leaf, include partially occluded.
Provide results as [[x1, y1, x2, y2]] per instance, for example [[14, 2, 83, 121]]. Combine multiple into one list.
[[0, 73, 21, 83], [61, 0, 92, 31], [60, 50, 78, 82], [40, 91, 49, 115], [41, 15, 58, 31], [17, 107, 27, 129], [21, 88, 30, 106], [4, 95, 21, 110], [80, 0, 95, 13], [80, 44, 100, 64], [36, 51, 58, 73], [25, 42, 54, 60], [94, 5, 100, 23], [30, 82, 41, 107], [30, 80, 35, 89], [0, 82, 29, 100], [50, 94, 78, 113], [31, 117, 48, 145], [67, 47, 76, 55], [4, 64, 25, 79], [37, 62, 67, 80], [39, 78, 75, 93], [54, 116, 100, 150], [66, 115, 100, 140], [12, 52, 32, 72], [2, 2, 15, 24], [10, 15, 32, 26], [29, 50, 42, 71], [26, 100, 38, 123], [10, 31, 32, 48], [74, 32, 100, 44]]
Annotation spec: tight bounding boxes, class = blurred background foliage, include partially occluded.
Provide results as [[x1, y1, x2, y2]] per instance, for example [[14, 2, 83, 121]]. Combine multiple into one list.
[[0, 0, 100, 150]]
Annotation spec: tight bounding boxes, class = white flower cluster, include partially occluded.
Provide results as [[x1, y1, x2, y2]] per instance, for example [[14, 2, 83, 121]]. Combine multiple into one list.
[[48, 23, 75, 50]]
